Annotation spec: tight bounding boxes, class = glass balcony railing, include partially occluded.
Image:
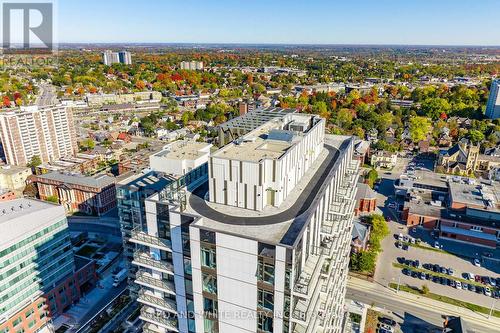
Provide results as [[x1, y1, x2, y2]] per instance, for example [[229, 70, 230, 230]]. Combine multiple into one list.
[[140, 306, 178, 332], [132, 251, 174, 274], [130, 228, 172, 252], [135, 270, 176, 295], [137, 289, 178, 314]]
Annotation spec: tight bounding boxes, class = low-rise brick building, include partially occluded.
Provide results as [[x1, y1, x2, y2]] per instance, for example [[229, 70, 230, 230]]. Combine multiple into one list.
[[32, 172, 116, 216]]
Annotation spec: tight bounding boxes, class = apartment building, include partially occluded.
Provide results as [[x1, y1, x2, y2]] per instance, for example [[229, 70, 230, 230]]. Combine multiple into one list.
[[32, 172, 116, 216], [180, 61, 204, 71], [0, 105, 77, 166], [125, 110, 359, 333], [0, 165, 32, 193], [103, 50, 132, 65], [485, 79, 500, 119], [0, 199, 75, 333]]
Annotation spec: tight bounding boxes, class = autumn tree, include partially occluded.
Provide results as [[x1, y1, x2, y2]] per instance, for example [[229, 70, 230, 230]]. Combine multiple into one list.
[[409, 116, 432, 143]]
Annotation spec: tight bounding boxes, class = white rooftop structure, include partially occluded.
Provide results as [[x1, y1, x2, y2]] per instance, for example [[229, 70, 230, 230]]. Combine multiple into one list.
[[0, 198, 66, 249]]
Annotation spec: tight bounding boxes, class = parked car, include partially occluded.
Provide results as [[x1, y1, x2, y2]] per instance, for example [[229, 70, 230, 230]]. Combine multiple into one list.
[[432, 276, 440, 283], [402, 268, 410, 276], [419, 272, 426, 280], [434, 241, 440, 249], [485, 287, 492, 297], [464, 272, 475, 280], [493, 291, 500, 299], [489, 277, 497, 287], [448, 268, 454, 276], [397, 257, 406, 264], [379, 317, 397, 327], [440, 267, 448, 274], [440, 277, 447, 285], [379, 324, 394, 332], [462, 282, 468, 290], [425, 273, 431, 280], [476, 286, 484, 294], [449, 280, 455, 288], [411, 271, 418, 278], [473, 258, 481, 267], [432, 264, 440, 272], [423, 263, 431, 270], [455, 281, 462, 289], [469, 284, 476, 292], [475, 275, 482, 283]]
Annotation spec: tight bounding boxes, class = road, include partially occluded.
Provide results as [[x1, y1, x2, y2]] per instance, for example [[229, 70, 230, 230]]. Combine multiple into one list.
[[347, 279, 500, 333], [36, 84, 57, 106]]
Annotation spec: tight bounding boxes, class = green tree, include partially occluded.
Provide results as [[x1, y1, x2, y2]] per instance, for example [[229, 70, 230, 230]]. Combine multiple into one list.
[[421, 284, 430, 295], [365, 169, 379, 188], [45, 195, 59, 203], [27, 155, 42, 168], [467, 130, 485, 144], [358, 251, 376, 273], [409, 116, 432, 143]]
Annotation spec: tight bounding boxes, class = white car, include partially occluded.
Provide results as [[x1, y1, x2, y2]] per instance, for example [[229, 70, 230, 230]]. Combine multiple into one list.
[[485, 287, 492, 297], [434, 241, 440, 249], [473, 258, 481, 267], [398, 233, 404, 241], [379, 324, 394, 332], [455, 281, 462, 289]]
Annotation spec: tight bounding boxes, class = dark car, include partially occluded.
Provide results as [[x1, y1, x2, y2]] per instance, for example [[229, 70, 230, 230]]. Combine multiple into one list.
[[411, 271, 418, 278], [481, 276, 489, 285], [449, 280, 455, 287], [414, 260, 420, 268], [476, 286, 484, 294], [440, 267, 448, 274], [493, 291, 500, 299], [425, 273, 431, 280], [379, 317, 397, 327], [432, 276, 439, 283], [402, 268, 410, 276], [475, 275, 481, 283], [469, 284, 476, 292], [398, 257, 406, 264], [440, 277, 447, 285], [423, 263, 431, 270], [433, 264, 440, 272]]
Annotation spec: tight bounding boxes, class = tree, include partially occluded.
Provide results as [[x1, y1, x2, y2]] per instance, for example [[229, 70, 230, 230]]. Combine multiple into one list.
[[45, 195, 59, 203], [27, 155, 42, 168], [421, 98, 451, 120], [365, 169, 378, 188], [2, 96, 11, 107], [367, 214, 390, 252], [358, 251, 377, 273], [421, 284, 430, 295], [467, 130, 485, 144], [409, 116, 432, 143], [79, 138, 95, 151], [135, 80, 146, 90]]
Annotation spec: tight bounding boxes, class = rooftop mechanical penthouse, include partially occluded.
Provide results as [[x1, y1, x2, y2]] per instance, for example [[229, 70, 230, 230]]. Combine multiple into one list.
[[124, 108, 360, 333]]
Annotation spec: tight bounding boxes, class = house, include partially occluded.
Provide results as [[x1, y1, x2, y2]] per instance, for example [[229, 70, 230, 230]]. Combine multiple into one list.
[[353, 139, 370, 165], [117, 132, 132, 143], [355, 182, 377, 215], [371, 150, 397, 169], [351, 220, 371, 253]]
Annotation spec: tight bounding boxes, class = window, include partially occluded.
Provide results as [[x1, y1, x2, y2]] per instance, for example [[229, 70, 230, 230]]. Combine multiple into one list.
[[257, 259, 274, 285], [257, 289, 274, 311], [12, 318, 22, 327], [1, 327, 10, 333], [201, 247, 216, 269], [203, 297, 217, 314], [25, 309, 34, 318], [202, 273, 217, 294], [257, 313, 273, 333], [203, 318, 217, 333], [28, 320, 36, 328]]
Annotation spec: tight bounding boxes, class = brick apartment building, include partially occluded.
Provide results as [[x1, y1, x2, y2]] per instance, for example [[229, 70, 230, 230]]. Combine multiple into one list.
[[32, 172, 116, 216]]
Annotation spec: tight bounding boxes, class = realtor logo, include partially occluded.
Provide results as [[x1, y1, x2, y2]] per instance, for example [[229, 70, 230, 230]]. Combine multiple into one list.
[[2, 2, 53, 54]]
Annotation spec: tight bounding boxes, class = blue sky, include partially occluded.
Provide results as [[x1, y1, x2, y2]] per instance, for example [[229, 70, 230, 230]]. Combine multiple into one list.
[[57, 0, 500, 45]]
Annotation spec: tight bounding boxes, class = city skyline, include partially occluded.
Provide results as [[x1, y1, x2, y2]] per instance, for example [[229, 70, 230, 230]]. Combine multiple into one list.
[[58, 0, 500, 45]]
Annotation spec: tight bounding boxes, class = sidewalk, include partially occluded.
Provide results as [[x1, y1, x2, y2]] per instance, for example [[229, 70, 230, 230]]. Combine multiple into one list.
[[348, 276, 500, 330]]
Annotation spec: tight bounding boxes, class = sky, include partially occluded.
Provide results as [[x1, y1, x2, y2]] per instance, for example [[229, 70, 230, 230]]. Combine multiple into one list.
[[57, 0, 500, 45]]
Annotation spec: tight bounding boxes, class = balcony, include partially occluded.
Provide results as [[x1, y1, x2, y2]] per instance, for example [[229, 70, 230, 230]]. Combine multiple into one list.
[[130, 228, 172, 252], [138, 290, 178, 314], [347, 159, 360, 174], [132, 251, 174, 274], [135, 271, 176, 295], [293, 249, 324, 297], [140, 306, 178, 332]]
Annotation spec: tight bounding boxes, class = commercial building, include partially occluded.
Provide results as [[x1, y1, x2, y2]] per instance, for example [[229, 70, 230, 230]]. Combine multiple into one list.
[[0, 105, 78, 166], [180, 61, 204, 70], [485, 79, 500, 119], [402, 177, 500, 248], [150, 141, 212, 177], [126, 110, 359, 333], [103, 50, 132, 65], [0, 199, 75, 333], [32, 172, 116, 216]]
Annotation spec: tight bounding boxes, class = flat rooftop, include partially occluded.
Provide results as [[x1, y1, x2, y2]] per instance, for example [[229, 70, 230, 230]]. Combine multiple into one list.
[[0, 165, 30, 175], [153, 141, 210, 161], [449, 180, 500, 212], [213, 113, 318, 162], [117, 170, 173, 191], [184, 135, 352, 246], [0, 199, 66, 249], [36, 171, 115, 189]]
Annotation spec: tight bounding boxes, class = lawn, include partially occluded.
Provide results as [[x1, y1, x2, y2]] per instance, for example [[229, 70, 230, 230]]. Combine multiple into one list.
[[388, 283, 500, 318]]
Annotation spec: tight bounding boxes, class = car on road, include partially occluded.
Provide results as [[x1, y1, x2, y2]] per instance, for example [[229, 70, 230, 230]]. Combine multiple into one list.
[[473, 258, 481, 267], [379, 317, 397, 327], [485, 287, 492, 297]]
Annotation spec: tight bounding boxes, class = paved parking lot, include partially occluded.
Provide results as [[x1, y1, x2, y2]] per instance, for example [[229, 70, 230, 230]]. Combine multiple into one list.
[[375, 218, 500, 309]]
